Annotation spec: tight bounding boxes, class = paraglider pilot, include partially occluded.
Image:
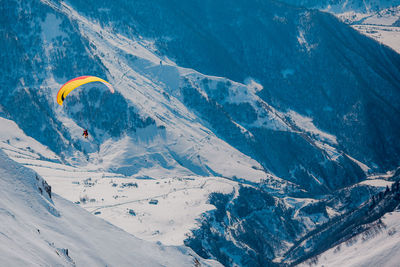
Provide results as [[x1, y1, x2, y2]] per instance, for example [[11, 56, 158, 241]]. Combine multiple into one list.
[[83, 129, 89, 139]]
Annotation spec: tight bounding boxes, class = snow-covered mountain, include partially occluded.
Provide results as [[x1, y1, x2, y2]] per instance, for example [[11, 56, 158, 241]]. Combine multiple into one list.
[[298, 185, 400, 267], [338, 6, 400, 54], [0, 147, 218, 266], [279, 0, 400, 53], [279, 0, 400, 13], [1, 0, 400, 266]]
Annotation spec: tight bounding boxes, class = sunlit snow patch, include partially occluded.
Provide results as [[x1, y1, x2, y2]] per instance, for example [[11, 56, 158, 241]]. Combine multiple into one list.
[[286, 110, 338, 145]]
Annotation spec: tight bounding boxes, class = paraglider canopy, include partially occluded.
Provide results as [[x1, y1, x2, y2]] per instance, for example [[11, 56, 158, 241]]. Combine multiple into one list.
[[56, 76, 114, 106]]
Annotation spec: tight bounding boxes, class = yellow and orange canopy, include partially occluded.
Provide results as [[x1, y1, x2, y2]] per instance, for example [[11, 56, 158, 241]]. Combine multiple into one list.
[[56, 76, 114, 106]]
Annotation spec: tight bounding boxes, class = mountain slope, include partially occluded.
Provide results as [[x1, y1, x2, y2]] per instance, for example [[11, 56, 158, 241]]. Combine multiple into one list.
[[299, 201, 400, 267], [340, 6, 400, 54], [66, 0, 400, 175], [278, 0, 400, 53], [1, 0, 400, 266], [0, 148, 218, 266], [279, 0, 400, 13]]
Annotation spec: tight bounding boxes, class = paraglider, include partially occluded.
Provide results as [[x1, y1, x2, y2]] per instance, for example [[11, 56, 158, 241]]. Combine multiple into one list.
[[57, 76, 114, 139], [83, 129, 89, 139], [56, 75, 114, 106]]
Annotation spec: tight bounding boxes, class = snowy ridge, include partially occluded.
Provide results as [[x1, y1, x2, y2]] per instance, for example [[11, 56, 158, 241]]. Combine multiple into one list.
[[279, 1, 400, 53], [336, 5, 400, 53], [41, 0, 271, 183], [1, 0, 400, 265], [0, 147, 219, 266], [298, 210, 400, 267], [0, 116, 239, 246], [285, 180, 400, 265]]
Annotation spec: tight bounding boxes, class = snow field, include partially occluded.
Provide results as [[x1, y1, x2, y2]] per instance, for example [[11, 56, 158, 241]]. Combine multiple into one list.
[[299, 210, 400, 267]]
